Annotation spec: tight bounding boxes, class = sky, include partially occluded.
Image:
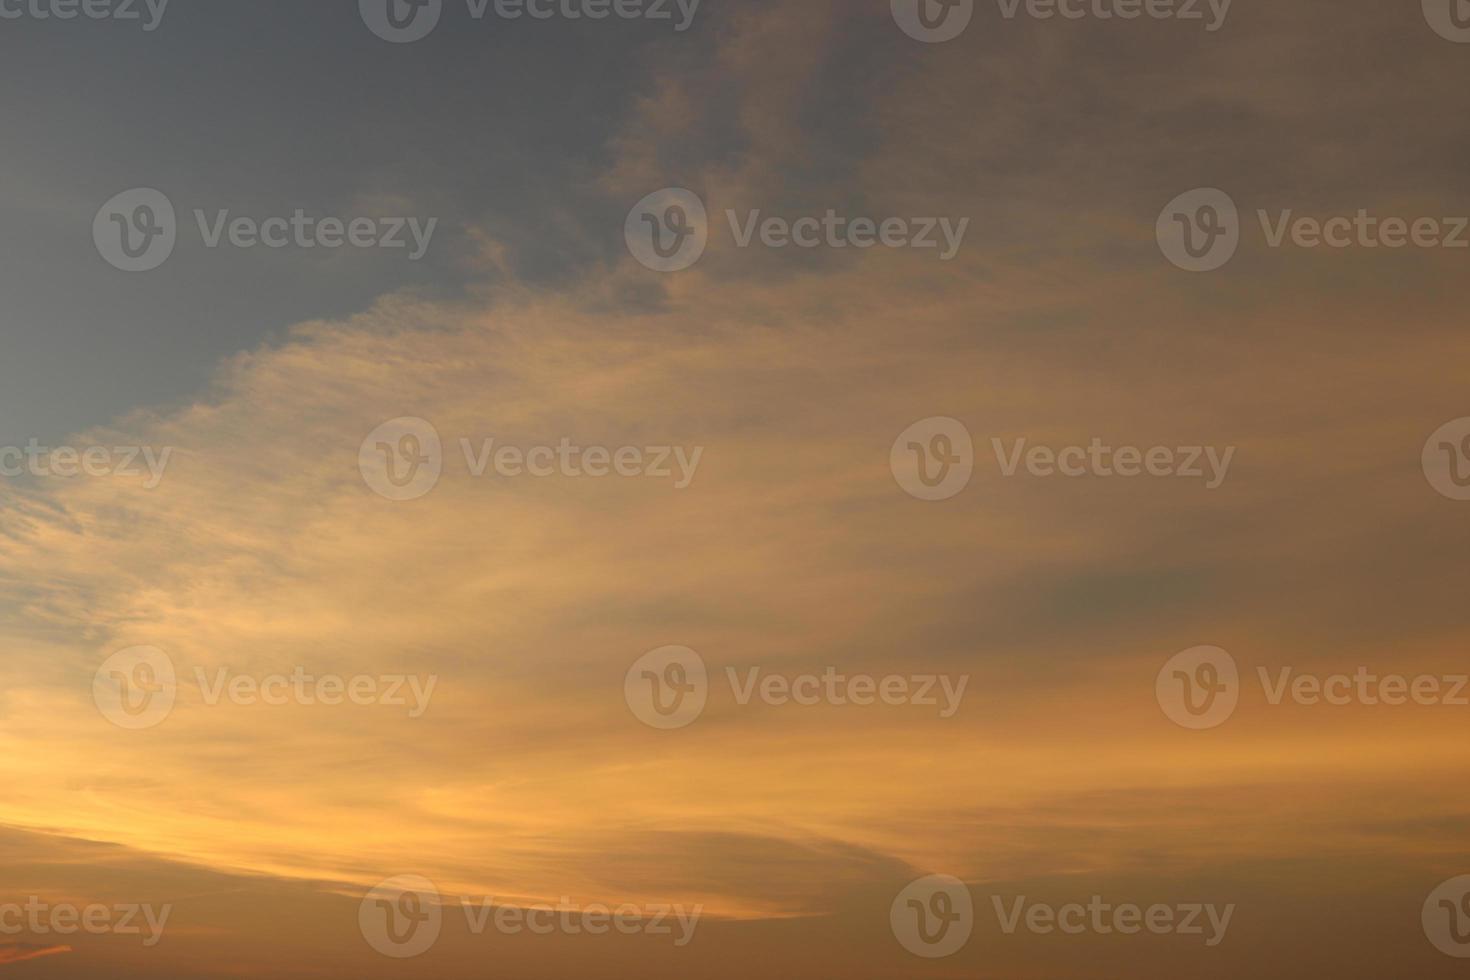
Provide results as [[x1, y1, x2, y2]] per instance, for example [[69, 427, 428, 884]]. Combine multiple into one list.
[[3, 0, 1470, 976]]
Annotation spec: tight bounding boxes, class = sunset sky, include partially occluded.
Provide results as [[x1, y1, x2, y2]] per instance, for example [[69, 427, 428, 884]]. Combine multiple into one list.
[[2, 0, 1469, 976]]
